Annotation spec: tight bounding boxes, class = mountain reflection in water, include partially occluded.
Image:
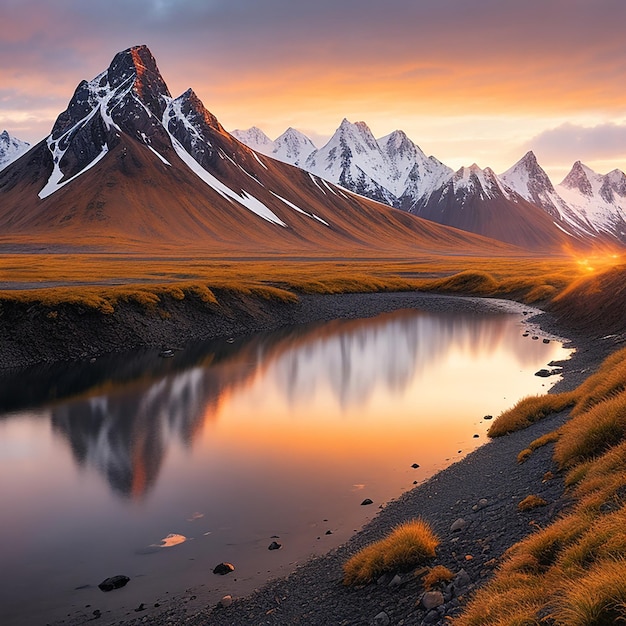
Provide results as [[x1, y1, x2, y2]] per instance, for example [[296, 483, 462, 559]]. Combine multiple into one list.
[[0, 307, 572, 626], [24, 309, 559, 499]]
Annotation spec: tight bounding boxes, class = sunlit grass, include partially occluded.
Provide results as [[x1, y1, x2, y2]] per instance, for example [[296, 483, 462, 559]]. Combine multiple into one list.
[[343, 520, 439, 585], [487, 392, 578, 438], [422, 565, 455, 590], [456, 345, 626, 626]]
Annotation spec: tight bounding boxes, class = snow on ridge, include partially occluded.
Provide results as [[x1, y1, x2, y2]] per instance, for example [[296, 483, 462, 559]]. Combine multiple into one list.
[[269, 191, 329, 226], [164, 121, 286, 227]]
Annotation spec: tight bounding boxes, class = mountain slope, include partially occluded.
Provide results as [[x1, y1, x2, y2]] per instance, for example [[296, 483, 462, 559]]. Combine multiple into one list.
[[0, 130, 30, 171], [0, 45, 511, 256], [408, 164, 580, 250]]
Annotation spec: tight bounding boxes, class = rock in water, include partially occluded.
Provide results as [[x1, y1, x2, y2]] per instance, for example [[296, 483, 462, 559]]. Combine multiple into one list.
[[98, 575, 130, 592], [268, 541, 282, 550], [213, 562, 235, 575], [361, 498, 374, 506]]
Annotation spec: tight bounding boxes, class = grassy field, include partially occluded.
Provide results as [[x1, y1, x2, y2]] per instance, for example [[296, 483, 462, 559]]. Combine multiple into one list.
[[0, 251, 622, 313]]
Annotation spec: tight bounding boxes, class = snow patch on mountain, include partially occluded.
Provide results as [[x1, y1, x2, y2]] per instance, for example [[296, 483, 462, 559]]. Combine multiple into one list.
[[231, 127, 274, 155]]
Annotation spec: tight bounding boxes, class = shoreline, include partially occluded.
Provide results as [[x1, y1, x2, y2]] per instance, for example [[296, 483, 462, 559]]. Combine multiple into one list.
[[31, 290, 624, 626]]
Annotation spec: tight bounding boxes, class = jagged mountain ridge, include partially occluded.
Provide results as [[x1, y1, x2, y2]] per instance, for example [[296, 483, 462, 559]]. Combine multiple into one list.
[[0, 45, 511, 255], [0, 130, 30, 171], [235, 122, 626, 247]]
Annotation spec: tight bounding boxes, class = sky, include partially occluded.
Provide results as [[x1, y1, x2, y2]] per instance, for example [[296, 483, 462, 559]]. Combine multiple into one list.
[[1, 0, 625, 181]]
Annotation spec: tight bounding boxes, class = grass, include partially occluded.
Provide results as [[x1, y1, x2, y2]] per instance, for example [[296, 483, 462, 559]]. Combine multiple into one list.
[[342, 519, 439, 585], [554, 393, 626, 469], [422, 565, 455, 590], [456, 345, 626, 626], [518, 495, 548, 511], [487, 392, 578, 438]]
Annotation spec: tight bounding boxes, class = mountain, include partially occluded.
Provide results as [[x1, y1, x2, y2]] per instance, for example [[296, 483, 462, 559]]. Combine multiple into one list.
[[0, 45, 508, 256], [502, 153, 626, 242], [272, 127, 317, 167], [407, 163, 578, 249], [0, 130, 30, 171], [235, 120, 453, 210], [230, 126, 274, 155], [235, 121, 625, 249]]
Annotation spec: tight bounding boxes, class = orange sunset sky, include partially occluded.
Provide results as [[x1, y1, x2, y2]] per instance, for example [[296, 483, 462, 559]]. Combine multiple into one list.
[[1, 0, 625, 181]]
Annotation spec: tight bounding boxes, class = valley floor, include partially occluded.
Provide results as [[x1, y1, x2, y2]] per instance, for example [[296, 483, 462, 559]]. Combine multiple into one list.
[[39, 291, 624, 626]]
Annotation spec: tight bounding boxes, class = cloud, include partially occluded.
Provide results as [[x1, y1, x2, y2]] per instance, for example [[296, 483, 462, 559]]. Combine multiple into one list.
[[526, 123, 626, 163]]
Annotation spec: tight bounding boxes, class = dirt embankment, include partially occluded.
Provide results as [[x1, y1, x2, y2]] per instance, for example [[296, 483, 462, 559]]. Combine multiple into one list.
[[0, 290, 537, 371]]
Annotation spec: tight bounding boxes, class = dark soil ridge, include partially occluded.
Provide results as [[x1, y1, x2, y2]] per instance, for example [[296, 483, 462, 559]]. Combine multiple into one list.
[[0, 290, 535, 371]]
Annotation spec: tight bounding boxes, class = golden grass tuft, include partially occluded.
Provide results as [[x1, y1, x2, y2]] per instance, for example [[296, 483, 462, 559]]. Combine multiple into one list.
[[422, 565, 454, 590], [425, 270, 499, 295], [554, 392, 626, 469], [488, 392, 577, 438], [342, 519, 439, 585], [551, 559, 626, 626], [518, 495, 548, 511], [529, 431, 560, 451], [571, 346, 626, 417]]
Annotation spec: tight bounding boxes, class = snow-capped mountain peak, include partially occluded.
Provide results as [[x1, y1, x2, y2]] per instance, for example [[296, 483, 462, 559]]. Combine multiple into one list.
[[272, 127, 316, 166], [561, 161, 595, 196], [0, 130, 30, 171], [230, 127, 274, 155]]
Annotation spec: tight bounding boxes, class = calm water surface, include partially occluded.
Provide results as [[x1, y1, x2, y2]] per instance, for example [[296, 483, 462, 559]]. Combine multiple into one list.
[[0, 307, 572, 625]]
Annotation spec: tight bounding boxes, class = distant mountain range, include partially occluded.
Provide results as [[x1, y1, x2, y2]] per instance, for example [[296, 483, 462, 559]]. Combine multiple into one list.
[[2, 45, 622, 254], [233, 123, 626, 246], [0, 45, 506, 255]]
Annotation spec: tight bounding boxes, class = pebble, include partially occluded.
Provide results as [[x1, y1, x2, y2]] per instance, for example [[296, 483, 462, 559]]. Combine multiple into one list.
[[268, 541, 282, 550], [361, 498, 374, 506], [374, 611, 390, 626], [450, 518, 467, 532], [219, 595, 233, 608], [421, 590, 444, 610], [213, 562, 235, 575]]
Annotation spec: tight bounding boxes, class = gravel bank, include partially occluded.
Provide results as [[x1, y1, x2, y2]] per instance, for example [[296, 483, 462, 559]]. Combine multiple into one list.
[[36, 291, 623, 626]]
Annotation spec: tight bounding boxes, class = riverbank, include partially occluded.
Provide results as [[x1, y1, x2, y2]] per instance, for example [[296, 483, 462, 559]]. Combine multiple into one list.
[[35, 290, 625, 626], [0, 289, 541, 371]]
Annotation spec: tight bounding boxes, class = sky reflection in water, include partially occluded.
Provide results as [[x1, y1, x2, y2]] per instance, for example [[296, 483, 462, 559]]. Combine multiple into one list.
[[0, 309, 571, 625]]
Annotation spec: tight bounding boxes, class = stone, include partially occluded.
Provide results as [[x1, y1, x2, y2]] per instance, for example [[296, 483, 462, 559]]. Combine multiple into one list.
[[423, 609, 440, 624], [535, 369, 551, 377], [388, 574, 402, 588], [543, 338, 550, 344], [450, 518, 467, 532], [421, 590, 444, 610], [98, 575, 130, 592], [361, 498, 373, 506], [454, 569, 471, 590], [473, 434, 479, 438], [374, 611, 391, 626], [134, 603, 146, 612], [483, 415, 493, 420], [411, 463, 420, 468], [219, 595, 233, 608], [325, 530, 333, 535], [213, 562, 235, 575], [268, 541, 281, 550], [475, 498, 488, 510]]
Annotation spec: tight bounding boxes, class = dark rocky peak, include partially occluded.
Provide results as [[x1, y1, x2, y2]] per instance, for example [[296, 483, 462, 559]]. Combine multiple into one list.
[[164, 89, 226, 169], [50, 45, 171, 143], [561, 161, 593, 196], [174, 88, 223, 134], [107, 45, 171, 119]]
